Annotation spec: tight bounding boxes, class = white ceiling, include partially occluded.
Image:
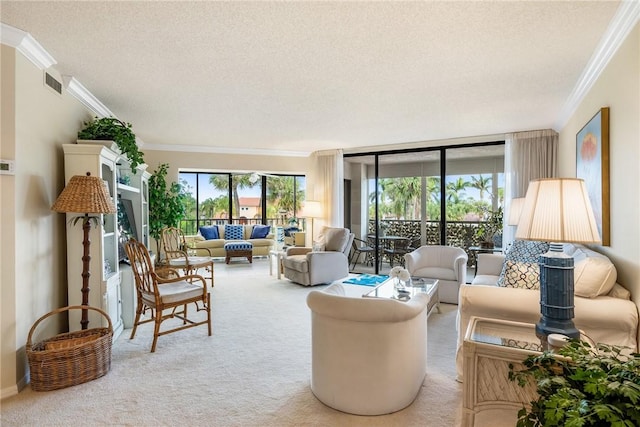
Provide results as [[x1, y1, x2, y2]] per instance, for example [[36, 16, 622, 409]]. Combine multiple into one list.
[[1, 1, 627, 156]]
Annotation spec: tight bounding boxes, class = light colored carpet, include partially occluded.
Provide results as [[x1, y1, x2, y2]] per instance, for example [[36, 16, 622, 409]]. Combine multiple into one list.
[[1, 259, 463, 426]]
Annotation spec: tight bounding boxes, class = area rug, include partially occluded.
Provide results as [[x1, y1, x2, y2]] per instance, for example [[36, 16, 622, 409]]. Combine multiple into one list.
[[342, 274, 389, 286]]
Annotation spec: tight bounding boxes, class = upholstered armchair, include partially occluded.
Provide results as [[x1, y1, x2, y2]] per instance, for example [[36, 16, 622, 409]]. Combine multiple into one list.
[[306, 283, 429, 415], [404, 245, 468, 304], [282, 227, 354, 286]]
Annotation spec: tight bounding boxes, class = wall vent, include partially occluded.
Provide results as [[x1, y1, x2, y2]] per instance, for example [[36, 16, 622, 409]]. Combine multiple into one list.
[[45, 72, 62, 94]]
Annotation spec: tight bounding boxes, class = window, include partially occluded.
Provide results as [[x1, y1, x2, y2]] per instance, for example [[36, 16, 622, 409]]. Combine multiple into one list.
[[179, 172, 306, 233]]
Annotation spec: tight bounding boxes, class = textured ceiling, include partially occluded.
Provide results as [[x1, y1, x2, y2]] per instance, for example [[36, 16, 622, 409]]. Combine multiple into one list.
[[1, 1, 621, 156]]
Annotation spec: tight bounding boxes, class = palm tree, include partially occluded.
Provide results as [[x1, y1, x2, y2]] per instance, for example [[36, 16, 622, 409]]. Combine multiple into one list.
[[266, 176, 304, 219], [425, 177, 441, 220], [470, 175, 492, 203], [212, 195, 229, 219], [382, 177, 421, 219], [209, 174, 256, 220], [199, 198, 217, 221], [446, 177, 470, 204]]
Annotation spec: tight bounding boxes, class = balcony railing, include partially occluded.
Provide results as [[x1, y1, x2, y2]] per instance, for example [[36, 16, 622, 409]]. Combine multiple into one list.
[[367, 219, 502, 267]]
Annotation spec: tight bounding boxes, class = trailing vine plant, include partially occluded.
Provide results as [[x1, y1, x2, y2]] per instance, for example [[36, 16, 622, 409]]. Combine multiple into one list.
[[78, 116, 145, 173]]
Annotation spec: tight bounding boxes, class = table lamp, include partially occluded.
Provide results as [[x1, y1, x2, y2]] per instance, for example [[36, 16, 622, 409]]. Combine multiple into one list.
[[52, 172, 117, 329], [515, 178, 600, 341]]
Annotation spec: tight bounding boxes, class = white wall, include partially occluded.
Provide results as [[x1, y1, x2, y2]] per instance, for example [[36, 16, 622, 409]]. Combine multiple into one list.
[[1, 45, 91, 397], [558, 23, 639, 302]]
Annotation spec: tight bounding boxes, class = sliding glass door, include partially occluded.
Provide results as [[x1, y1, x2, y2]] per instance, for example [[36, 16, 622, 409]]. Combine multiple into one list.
[[344, 142, 504, 275]]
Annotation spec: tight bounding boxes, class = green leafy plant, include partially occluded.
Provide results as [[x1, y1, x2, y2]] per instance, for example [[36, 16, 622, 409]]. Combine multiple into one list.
[[149, 163, 188, 257], [78, 116, 145, 173], [509, 340, 640, 427], [475, 206, 503, 247]]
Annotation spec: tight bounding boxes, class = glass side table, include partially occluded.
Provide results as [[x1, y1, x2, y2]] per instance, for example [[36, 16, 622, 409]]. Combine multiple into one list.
[[363, 277, 440, 317], [461, 316, 541, 427]]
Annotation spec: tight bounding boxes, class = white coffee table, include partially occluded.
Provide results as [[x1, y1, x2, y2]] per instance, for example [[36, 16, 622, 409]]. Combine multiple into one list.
[[363, 277, 440, 317]]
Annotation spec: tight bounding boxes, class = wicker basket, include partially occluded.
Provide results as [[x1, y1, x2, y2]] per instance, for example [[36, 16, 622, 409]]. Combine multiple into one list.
[[27, 305, 113, 391]]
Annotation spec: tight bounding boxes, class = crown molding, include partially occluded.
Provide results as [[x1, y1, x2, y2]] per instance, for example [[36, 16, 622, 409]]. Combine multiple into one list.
[[141, 142, 311, 158], [555, 0, 640, 129], [62, 76, 114, 118], [0, 23, 56, 69]]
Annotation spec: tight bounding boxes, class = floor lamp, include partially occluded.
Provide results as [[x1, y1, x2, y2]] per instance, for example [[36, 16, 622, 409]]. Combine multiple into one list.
[[300, 200, 323, 244], [52, 172, 116, 329], [515, 178, 601, 343]]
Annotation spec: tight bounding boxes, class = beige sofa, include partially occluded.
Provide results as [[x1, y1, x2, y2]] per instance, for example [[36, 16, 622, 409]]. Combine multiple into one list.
[[185, 225, 275, 258], [456, 243, 639, 381]]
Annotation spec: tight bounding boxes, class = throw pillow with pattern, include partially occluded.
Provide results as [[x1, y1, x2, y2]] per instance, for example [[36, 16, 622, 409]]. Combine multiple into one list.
[[500, 260, 541, 290], [497, 240, 549, 288], [224, 224, 244, 240]]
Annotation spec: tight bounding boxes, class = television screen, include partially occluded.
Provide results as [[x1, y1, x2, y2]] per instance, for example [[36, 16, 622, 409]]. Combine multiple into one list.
[[117, 198, 138, 262]]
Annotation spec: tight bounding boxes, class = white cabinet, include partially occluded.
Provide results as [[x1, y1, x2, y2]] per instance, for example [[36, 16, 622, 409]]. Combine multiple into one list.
[[62, 143, 150, 340]]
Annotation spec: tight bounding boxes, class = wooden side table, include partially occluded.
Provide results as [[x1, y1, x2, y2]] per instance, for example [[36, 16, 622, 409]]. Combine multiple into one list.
[[462, 317, 540, 426]]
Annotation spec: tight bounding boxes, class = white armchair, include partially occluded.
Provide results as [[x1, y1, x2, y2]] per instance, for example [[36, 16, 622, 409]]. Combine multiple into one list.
[[306, 283, 429, 415], [282, 227, 354, 286], [404, 245, 468, 304]]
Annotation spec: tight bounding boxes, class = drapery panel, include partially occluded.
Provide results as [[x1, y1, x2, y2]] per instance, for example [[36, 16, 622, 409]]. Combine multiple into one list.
[[503, 129, 558, 246], [309, 149, 344, 239]]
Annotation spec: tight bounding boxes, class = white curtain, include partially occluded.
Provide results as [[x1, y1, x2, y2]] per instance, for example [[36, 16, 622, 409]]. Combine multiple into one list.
[[309, 149, 344, 238], [503, 129, 558, 246]]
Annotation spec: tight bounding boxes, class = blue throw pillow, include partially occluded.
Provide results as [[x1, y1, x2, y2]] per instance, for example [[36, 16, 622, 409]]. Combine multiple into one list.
[[224, 224, 245, 240], [250, 225, 271, 239], [199, 225, 219, 240]]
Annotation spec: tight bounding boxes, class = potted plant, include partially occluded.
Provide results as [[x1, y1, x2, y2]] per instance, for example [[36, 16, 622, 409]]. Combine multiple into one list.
[[475, 206, 503, 248], [509, 340, 640, 427], [148, 163, 188, 258], [78, 116, 145, 173]]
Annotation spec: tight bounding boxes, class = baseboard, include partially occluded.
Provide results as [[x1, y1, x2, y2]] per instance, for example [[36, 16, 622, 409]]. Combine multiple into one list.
[[1, 385, 18, 400], [1, 372, 28, 400]]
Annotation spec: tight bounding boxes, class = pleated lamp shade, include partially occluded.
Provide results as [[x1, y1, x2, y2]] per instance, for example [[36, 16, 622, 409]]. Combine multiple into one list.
[[52, 172, 116, 214], [515, 178, 600, 244]]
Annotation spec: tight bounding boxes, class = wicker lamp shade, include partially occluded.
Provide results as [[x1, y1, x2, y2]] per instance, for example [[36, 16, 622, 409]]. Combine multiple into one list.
[[52, 172, 116, 214]]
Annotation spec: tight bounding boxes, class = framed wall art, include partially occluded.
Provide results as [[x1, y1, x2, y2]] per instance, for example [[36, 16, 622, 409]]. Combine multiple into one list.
[[576, 107, 609, 246]]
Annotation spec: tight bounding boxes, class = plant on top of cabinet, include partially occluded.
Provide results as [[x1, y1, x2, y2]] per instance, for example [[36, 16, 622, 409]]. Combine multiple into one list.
[[78, 116, 145, 173]]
